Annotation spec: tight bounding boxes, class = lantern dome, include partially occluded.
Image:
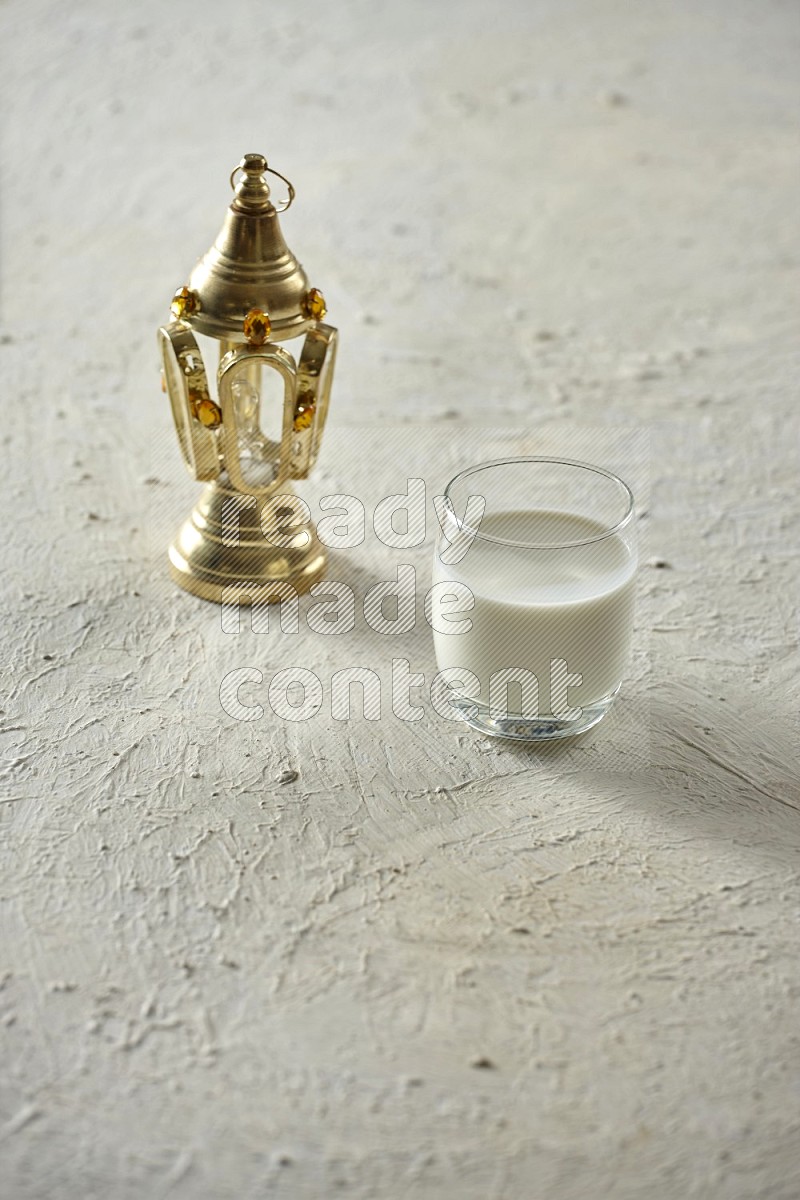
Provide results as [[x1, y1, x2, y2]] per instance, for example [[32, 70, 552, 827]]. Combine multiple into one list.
[[185, 154, 313, 342]]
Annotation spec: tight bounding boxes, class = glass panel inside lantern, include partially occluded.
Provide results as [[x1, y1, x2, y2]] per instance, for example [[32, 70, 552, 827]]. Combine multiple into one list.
[[162, 334, 192, 468], [231, 359, 286, 490], [160, 324, 221, 482], [219, 347, 296, 495]]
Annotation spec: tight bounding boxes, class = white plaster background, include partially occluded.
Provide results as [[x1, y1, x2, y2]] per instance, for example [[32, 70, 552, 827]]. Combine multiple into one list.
[[1, 1, 799, 1197]]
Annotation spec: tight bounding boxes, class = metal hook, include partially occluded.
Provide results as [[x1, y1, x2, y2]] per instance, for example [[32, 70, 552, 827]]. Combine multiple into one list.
[[264, 165, 295, 212], [229, 160, 296, 212]]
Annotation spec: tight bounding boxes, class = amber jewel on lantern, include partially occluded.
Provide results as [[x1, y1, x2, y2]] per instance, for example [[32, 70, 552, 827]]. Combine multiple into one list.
[[304, 288, 327, 320], [171, 286, 200, 320], [243, 308, 271, 345], [293, 394, 315, 432], [192, 395, 222, 428]]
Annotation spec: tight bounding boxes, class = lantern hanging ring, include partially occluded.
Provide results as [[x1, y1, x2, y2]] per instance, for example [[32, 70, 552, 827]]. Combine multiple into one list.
[[229, 159, 295, 212]]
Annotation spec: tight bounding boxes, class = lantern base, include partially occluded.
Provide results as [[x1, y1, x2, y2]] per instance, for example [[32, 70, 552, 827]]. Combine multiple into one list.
[[168, 478, 326, 605]]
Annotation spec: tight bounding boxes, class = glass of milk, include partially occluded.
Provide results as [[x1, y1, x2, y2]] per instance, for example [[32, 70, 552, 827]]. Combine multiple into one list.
[[431, 457, 637, 740]]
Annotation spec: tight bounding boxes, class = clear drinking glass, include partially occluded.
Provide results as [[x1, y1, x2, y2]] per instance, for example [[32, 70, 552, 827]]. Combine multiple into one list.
[[431, 457, 637, 740]]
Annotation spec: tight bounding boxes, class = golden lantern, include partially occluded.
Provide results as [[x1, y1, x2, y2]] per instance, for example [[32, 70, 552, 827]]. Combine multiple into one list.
[[159, 153, 338, 603]]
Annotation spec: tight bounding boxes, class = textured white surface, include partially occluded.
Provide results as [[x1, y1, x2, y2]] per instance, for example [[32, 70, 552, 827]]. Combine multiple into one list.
[[1, 1, 799, 1197]]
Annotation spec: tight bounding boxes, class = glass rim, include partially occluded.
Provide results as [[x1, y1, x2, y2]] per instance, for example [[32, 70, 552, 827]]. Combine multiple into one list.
[[442, 456, 636, 549]]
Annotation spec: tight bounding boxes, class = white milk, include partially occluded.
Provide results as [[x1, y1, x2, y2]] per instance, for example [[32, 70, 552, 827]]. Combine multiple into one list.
[[432, 509, 636, 714]]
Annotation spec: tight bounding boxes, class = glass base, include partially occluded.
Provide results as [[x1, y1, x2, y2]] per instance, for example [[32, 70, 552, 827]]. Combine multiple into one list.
[[451, 688, 620, 742]]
